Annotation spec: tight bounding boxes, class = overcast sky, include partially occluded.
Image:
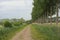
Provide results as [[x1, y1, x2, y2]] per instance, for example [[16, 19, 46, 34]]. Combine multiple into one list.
[[0, 0, 33, 20]]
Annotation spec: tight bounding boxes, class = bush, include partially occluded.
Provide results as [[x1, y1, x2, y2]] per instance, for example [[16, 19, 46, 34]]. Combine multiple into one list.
[[13, 22, 20, 26], [26, 20, 32, 24], [3, 21, 12, 27], [0, 23, 27, 40]]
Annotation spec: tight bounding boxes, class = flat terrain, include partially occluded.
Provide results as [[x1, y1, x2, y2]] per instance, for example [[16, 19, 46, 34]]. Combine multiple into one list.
[[11, 25, 32, 40], [31, 24, 60, 40]]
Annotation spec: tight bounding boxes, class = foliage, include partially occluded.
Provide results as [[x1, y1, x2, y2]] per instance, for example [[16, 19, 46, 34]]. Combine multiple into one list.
[[19, 18, 25, 23], [3, 21, 12, 27], [31, 0, 57, 22], [26, 20, 32, 24], [12, 18, 25, 26], [0, 24, 27, 40], [13, 22, 21, 26]]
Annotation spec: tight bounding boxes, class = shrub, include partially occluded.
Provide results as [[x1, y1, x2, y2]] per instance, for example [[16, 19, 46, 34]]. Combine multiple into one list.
[[13, 22, 20, 26], [26, 20, 32, 24], [3, 21, 12, 27]]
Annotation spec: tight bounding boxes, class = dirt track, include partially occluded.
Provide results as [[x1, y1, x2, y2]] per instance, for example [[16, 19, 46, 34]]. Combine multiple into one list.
[[11, 26, 32, 40]]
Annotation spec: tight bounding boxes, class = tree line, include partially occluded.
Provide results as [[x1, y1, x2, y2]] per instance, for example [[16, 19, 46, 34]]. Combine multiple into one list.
[[32, 0, 60, 26]]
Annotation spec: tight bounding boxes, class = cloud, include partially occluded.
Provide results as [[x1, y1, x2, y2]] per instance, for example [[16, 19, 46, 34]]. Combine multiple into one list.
[[0, 1, 25, 6], [0, 0, 23, 2], [0, 0, 26, 11], [0, 0, 33, 20]]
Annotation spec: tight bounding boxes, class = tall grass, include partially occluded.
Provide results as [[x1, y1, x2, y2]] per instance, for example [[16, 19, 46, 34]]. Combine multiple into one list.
[[0, 24, 27, 40], [31, 24, 60, 40]]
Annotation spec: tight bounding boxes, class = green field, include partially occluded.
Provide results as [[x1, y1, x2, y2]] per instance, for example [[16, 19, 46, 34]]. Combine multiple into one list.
[[31, 24, 60, 40]]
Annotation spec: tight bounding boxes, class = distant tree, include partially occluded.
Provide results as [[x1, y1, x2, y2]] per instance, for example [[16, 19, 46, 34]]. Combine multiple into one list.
[[26, 20, 32, 24], [0, 21, 3, 25], [11, 18, 18, 22], [13, 22, 20, 26], [12, 18, 25, 26], [19, 18, 25, 24]]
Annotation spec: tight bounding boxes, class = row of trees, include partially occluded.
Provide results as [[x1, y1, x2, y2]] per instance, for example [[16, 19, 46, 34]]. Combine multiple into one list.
[[32, 0, 60, 26]]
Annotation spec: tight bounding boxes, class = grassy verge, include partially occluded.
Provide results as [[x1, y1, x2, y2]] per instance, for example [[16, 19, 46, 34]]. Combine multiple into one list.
[[0, 24, 28, 40], [31, 24, 60, 40], [0, 25, 4, 29]]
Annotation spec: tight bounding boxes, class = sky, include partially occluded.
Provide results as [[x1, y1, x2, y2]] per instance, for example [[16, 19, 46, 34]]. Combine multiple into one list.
[[0, 0, 33, 20]]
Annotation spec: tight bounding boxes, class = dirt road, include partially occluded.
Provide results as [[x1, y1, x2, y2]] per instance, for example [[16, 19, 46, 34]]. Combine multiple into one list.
[[11, 25, 32, 40]]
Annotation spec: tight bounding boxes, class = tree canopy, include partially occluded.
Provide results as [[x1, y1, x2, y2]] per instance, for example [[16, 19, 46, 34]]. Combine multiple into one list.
[[32, 0, 59, 23]]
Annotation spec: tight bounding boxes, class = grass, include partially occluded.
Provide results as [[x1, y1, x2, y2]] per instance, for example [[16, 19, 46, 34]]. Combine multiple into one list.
[[0, 24, 28, 40], [31, 24, 60, 40], [0, 25, 3, 29]]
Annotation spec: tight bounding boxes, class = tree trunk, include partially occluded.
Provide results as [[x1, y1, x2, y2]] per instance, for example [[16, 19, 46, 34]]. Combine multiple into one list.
[[43, 15, 44, 23], [50, 6, 52, 25], [40, 17, 42, 24], [56, 3, 58, 27], [47, 11, 48, 23], [41, 16, 44, 24]]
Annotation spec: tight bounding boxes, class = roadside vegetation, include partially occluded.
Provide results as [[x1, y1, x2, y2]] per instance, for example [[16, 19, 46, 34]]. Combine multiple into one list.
[[0, 18, 28, 40], [31, 24, 60, 40]]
